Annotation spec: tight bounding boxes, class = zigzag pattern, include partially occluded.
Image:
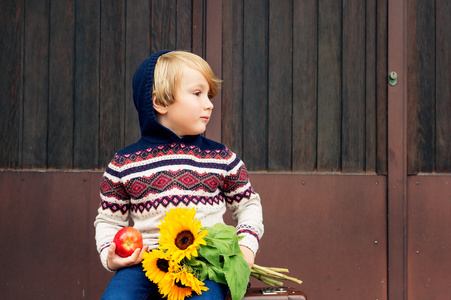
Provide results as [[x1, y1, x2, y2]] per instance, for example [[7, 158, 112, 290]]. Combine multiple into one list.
[[99, 186, 255, 215], [237, 224, 260, 242], [131, 194, 225, 213], [125, 169, 223, 199], [100, 177, 130, 200], [100, 200, 130, 215]]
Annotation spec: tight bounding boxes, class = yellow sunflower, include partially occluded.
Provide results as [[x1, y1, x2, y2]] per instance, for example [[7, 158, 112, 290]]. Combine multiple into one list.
[[158, 207, 208, 262], [142, 248, 177, 284], [158, 269, 209, 300]]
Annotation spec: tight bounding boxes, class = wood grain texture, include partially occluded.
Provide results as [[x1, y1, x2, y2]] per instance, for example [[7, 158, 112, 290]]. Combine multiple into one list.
[[317, 0, 342, 171], [99, 0, 126, 167], [292, 0, 317, 171], [0, 0, 23, 168], [23, 0, 49, 168], [435, 0, 451, 172], [124, 0, 150, 147], [342, 0, 365, 172], [268, 0, 292, 171], [243, 0, 268, 170], [74, 0, 100, 169], [48, 0, 75, 168]]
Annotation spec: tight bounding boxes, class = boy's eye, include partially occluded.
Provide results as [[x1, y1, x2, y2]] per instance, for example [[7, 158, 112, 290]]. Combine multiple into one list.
[[194, 91, 201, 96]]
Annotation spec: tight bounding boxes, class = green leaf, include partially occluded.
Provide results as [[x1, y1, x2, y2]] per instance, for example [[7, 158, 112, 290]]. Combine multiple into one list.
[[206, 264, 227, 285], [197, 244, 221, 268], [223, 255, 250, 300]]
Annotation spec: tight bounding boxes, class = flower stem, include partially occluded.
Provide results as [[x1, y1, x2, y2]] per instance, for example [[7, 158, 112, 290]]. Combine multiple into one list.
[[251, 264, 303, 285]]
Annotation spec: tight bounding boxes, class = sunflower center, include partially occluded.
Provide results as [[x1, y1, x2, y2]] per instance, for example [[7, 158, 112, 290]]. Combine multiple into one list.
[[175, 230, 195, 250], [175, 280, 189, 289], [156, 258, 169, 273]]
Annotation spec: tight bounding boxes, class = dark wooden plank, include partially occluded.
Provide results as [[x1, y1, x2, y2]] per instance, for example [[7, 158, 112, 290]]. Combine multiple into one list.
[[221, 0, 234, 150], [415, 0, 436, 172], [205, 0, 222, 143], [0, 0, 23, 168], [292, 0, 317, 171], [243, 0, 268, 170], [150, 0, 176, 53], [365, 0, 377, 173], [99, 0, 126, 167], [406, 0, 419, 174], [407, 0, 436, 174], [74, 0, 101, 169], [48, 0, 75, 169], [376, 0, 388, 174], [268, 0, 292, 171], [221, 0, 244, 157], [317, 0, 342, 171], [124, 0, 150, 147], [342, 0, 365, 172], [435, 0, 451, 172], [176, 0, 192, 51], [23, 0, 49, 168], [192, 0, 205, 57]]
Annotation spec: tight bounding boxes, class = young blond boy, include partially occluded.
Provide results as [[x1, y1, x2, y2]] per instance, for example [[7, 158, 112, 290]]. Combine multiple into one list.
[[95, 50, 263, 299]]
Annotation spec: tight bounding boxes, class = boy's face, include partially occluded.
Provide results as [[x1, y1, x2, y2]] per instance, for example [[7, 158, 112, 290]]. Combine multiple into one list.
[[155, 65, 214, 137]]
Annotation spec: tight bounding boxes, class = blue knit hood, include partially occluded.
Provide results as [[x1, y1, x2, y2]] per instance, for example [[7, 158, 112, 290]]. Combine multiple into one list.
[[132, 50, 180, 145], [117, 50, 223, 155]]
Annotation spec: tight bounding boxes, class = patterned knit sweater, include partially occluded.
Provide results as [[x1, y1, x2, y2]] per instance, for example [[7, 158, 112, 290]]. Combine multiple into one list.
[[94, 50, 263, 271]]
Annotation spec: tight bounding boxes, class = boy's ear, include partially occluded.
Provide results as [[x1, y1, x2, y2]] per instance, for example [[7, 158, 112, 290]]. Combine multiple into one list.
[[152, 92, 168, 115]]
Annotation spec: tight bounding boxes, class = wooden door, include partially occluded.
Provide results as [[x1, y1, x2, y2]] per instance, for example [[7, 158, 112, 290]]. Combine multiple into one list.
[[217, 1, 388, 299]]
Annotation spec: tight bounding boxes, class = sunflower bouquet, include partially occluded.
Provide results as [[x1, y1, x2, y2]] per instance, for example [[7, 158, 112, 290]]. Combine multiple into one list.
[[142, 207, 302, 300]]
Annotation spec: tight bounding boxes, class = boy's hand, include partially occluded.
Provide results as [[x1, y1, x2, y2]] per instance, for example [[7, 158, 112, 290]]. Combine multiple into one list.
[[239, 245, 255, 269], [106, 242, 149, 271]]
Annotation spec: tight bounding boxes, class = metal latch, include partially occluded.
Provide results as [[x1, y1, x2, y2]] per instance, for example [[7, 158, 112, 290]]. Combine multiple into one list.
[[388, 71, 398, 86], [261, 287, 286, 295]]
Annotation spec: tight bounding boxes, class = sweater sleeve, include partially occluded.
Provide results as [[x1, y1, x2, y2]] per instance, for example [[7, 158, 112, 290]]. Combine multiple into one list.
[[223, 157, 264, 256], [94, 163, 131, 271]]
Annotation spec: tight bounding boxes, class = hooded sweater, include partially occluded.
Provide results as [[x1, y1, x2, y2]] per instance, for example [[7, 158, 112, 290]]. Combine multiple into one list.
[[94, 50, 264, 271]]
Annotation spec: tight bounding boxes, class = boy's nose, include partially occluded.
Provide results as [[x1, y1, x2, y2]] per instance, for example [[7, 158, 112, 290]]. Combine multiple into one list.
[[204, 97, 214, 110]]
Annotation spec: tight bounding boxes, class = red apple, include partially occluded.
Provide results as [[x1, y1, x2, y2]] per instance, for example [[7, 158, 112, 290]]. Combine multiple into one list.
[[113, 226, 143, 257]]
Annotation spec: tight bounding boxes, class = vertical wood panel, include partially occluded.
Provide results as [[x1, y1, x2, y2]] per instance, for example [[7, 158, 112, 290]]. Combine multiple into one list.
[[150, 0, 176, 53], [74, 0, 100, 169], [176, 0, 192, 50], [268, 0, 292, 171], [376, 0, 388, 174], [317, 0, 342, 171], [342, 0, 365, 172], [48, 0, 75, 168], [222, 0, 244, 157], [0, 0, 23, 168], [99, 0, 126, 167], [435, 0, 451, 172], [365, 0, 377, 172], [23, 0, 49, 168], [125, 0, 150, 147], [292, 0, 317, 171], [243, 0, 268, 170], [407, 0, 436, 174], [192, 0, 205, 57]]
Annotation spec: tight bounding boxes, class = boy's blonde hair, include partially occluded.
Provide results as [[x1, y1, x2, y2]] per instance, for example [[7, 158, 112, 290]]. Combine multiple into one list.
[[153, 51, 222, 107]]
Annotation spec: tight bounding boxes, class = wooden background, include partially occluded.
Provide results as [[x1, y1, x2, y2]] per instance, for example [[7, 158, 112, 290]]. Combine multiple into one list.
[[1, 0, 450, 174], [1, 0, 451, 299]]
